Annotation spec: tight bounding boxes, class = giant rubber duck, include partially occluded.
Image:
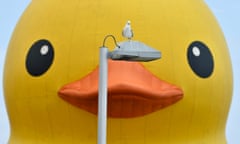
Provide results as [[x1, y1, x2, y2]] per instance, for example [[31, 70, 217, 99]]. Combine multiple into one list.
[[3, 0, 232, 143]]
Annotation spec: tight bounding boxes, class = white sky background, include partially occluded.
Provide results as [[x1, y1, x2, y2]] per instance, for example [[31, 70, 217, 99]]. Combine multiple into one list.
[[0, 0, 239, 143]]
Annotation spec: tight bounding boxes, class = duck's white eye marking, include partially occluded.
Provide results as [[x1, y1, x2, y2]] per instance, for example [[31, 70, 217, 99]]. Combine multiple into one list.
[[192, 46, 200, 57], [40, 45, 49, 55]]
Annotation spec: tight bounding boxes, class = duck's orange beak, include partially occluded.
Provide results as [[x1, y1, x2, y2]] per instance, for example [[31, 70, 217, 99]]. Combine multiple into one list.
[[58, 60, 183, 118]]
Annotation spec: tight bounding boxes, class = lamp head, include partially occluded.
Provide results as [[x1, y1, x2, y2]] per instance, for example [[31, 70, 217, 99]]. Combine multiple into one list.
[[109, 41, 161, 62]]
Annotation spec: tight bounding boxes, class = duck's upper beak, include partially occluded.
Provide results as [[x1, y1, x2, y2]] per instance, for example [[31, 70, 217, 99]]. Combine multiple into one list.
[[58, 60, 183, 118]]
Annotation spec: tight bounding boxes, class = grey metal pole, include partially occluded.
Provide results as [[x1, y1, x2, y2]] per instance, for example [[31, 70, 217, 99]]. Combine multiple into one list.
[[98, 47, 108, 144]]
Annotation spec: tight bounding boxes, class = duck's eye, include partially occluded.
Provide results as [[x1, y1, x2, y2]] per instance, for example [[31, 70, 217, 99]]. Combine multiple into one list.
[[26, 39, 54, 76], [187, 41, 214, 78]]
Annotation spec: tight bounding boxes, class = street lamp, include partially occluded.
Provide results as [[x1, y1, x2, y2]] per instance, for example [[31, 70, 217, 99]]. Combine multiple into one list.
[[98, 35, 161, 144]]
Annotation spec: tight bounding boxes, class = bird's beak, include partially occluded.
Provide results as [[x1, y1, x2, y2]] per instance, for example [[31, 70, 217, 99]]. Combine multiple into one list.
[[58, 60, 183, 118]]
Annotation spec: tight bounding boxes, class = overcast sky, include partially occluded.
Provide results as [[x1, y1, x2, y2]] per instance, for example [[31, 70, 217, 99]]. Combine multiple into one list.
[[0, 1, 239, 143]]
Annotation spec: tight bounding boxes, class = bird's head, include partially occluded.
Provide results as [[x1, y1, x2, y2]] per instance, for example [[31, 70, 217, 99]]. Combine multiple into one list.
[[3, 0, 232, 143]]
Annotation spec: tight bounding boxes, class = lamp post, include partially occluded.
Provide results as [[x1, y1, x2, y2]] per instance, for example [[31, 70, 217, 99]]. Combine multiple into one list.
[[98, 35, 161, 144]]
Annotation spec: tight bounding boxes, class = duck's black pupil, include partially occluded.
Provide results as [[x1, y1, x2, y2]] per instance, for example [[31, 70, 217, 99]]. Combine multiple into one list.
[[187, 41, 214, 78], [26, 39, 54, 76]]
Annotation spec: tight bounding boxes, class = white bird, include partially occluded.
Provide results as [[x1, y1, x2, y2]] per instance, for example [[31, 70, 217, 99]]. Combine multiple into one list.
[[122, 20, 133, 40]]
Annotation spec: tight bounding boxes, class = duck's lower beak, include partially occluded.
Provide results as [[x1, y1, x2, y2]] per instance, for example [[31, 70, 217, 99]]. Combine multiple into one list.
[[58, 60, 183, 118]]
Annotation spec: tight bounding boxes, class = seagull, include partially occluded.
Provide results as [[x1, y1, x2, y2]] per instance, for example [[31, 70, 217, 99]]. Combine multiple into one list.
[[122, 20, 133, 40]]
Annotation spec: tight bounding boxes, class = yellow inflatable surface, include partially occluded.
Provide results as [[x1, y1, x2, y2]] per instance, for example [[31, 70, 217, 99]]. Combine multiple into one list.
[[4, 0, 233, 143]]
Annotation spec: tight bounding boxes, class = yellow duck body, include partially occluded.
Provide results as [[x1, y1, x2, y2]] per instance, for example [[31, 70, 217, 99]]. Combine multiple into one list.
[[4, 0, 232, 143]]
